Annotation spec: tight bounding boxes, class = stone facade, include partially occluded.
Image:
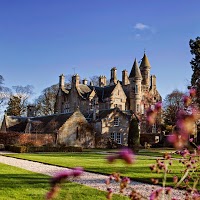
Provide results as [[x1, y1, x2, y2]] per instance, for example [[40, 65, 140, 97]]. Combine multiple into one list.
[[0, 109, 95, 148], [54, 53, 162, 146]]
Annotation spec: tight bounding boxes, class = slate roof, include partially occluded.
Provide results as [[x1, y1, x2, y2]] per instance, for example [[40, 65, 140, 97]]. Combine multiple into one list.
[[140, 53, 151, 69], [129, 58, 142, 79], [84, 107, 133, 122], [76, 84, 93, 99], [88, 85, 116, 102], [3, 112, 74, 133]]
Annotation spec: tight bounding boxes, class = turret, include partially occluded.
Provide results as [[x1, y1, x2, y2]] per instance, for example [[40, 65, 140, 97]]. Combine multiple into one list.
[[110, 67, 117, 85], [129, 59, 142, 113], [140, 53, 151, 89]]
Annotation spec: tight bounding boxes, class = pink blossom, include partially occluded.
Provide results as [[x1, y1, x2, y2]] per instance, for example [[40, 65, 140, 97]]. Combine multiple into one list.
[[189, 138, 193, 142], [107, 148, 135, 164], [72, 167, 84, 177], [118, 148, 135, 164], [155, 102, 162, 112], [183, 95, 192, 107], [189, 88, 196, 98]]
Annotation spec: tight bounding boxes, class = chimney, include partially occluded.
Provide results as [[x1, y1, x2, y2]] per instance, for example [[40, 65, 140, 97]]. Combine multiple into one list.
[[122, 70, 129, 85], [110, 67, 117, 85], [82, 78, 88, 85], [27, 105, 36, 117], [99, 75, 107, 87], [72, 74, 80, 87], [150, 75, 156, 90], [59, 74, 65, 88]]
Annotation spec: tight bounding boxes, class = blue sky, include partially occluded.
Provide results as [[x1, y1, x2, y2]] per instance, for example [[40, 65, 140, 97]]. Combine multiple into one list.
[[0, 0, 199, 103]]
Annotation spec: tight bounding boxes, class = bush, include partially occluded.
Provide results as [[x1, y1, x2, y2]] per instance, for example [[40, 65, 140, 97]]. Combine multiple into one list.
[[6, 145, 27, 153]]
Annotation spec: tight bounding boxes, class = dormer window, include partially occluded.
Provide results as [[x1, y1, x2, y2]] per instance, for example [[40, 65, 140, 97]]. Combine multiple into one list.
[[114, 117, 119, 126]]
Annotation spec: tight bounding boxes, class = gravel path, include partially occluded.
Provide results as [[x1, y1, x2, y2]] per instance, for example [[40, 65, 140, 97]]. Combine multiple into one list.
[[0, 154, 186, 199]]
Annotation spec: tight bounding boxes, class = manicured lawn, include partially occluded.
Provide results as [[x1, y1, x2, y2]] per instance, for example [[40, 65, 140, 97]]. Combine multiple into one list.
[[5, 151, 183, 186], [0, 163, 128, 200]]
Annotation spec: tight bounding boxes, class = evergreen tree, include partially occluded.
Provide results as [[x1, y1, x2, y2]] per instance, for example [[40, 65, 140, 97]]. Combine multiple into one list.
[[189, 37, 200, 106], [6, 96, 22, 116], [128, 117, 140, 151]]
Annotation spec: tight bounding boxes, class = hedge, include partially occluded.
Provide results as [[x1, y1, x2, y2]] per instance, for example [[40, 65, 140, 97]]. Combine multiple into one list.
[[5, 145, 83, 153]]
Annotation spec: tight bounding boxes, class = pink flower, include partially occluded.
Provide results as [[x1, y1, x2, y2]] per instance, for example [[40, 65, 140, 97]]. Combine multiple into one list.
[[72, 167, 84, 177], [107, 148, 135, 164], [155, 102, 162, 112], [118, 148, 135, 164], [146, 108, 157, 125], [189, 138, 193, 142], [183, 95, 192, 107], [189, 88, 196, 98], [51, 170, 72, 186]]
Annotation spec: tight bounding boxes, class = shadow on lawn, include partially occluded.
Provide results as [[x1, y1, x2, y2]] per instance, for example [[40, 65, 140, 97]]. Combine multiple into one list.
[[0, 173, 49, 188]]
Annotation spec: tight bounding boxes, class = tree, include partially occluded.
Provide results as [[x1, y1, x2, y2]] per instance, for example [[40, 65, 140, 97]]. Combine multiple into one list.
[[190, 37, 200, 106], [128, 117, 140, 152], [35, 84, 59, 116], [0, 75, 11, 106], [163, 89, 184, 127], [6, 96, 22, 116], [6, 85, 33, 116]]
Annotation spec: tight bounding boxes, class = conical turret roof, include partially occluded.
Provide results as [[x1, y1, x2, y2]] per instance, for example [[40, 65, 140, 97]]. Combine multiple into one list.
[[140, 53, 151, 69], [129, 58, 142, 79]]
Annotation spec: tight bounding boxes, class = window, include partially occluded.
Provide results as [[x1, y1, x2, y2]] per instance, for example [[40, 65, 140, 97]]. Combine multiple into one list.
[[110, 132, 115, 140], [141, 104, 144, 114], [64, 102, 70, 113], [135, 85, 138, 93], [152, 124, 156, 133], [116, 133, 121, 144], [114, 117, 119, 126], [136, 104, 140, 112], [110, 132, 122, 144]]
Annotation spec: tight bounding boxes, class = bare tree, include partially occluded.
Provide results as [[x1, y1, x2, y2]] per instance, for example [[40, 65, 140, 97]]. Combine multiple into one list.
[[6, 85, 34, 116], [0, 75, 11, 106], [163, 89, 184, 126], [35, 84, 59, 116]]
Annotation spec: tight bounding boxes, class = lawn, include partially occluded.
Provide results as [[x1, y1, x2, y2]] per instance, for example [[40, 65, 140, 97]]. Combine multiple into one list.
[[5, 150, 183, 187], [0, 163, 129, 200]]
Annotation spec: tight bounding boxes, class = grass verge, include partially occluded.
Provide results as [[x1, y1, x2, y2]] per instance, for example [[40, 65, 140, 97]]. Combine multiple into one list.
[[0, 163, 129, 200], [5, 151, 183, 187]]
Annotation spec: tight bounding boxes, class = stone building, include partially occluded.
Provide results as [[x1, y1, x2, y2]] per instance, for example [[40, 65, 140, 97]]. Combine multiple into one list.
[[1, 108, 95, 148], [54, 53, 162, 145]]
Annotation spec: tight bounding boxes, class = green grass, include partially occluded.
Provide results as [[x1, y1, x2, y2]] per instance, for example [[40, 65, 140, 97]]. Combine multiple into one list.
[[5, 151, 183, 187], [0, 163, 128, 200]]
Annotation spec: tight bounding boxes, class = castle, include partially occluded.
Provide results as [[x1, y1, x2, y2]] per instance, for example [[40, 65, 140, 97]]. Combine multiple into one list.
[[1, 53, 162, 148], [54, 53, 162, 146]]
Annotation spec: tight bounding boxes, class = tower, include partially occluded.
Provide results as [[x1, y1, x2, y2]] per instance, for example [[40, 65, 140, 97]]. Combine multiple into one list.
[[129, 58, 142, 114], [140, 53, 151, 90]]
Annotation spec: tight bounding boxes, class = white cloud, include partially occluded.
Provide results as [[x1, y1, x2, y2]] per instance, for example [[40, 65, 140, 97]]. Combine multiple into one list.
[[134, 23, 149, 30]]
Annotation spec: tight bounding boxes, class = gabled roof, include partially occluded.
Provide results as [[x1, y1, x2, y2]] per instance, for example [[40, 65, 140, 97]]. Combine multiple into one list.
[[2, 112, 76, 133], [140, 53, 151, 69], [88, 85, 116, 102], [76, 84, 93, 99], [129, 58, 142, 79]]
